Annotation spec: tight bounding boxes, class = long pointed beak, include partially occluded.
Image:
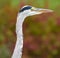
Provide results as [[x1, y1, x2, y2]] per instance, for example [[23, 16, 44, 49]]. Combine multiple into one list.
[[37, 8, 53, 13], [31, 8, 53, 13]]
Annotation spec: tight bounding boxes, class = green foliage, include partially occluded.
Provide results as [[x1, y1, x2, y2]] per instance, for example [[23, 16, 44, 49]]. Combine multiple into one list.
[[11, 0, 20, 7], [49, 0, 60, 9], [0, 45, 11, 58]]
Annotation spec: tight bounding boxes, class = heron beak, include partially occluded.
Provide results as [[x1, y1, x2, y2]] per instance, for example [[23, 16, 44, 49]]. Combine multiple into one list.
[[31, 7, 53, 13], [37, 8, 53, 13]]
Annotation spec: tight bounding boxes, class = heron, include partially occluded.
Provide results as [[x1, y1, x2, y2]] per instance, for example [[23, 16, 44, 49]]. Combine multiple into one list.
[[12, 5, 53, 58]]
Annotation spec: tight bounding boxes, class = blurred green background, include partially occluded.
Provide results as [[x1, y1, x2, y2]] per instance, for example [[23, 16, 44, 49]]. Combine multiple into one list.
[[0, 0, 60, 58]]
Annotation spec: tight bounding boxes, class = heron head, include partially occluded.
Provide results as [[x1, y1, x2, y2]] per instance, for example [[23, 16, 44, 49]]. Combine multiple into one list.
[[19, 5, 53, 17]]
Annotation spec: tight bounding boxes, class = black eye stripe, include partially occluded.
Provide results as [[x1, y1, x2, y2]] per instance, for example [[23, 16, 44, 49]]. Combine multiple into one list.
[[19, 6, 32, 12]]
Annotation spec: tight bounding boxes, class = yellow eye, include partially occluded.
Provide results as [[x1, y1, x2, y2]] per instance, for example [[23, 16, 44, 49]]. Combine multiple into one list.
[[31, 7, 36, 10]]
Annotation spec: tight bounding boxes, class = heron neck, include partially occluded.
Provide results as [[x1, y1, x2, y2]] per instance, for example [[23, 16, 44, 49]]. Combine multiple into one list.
[[12, 13, 26, 58], [16, 13, 26, 36]]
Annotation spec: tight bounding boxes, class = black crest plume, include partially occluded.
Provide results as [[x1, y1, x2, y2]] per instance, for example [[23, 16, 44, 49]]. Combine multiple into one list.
[[19, 5, 32, 12]]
